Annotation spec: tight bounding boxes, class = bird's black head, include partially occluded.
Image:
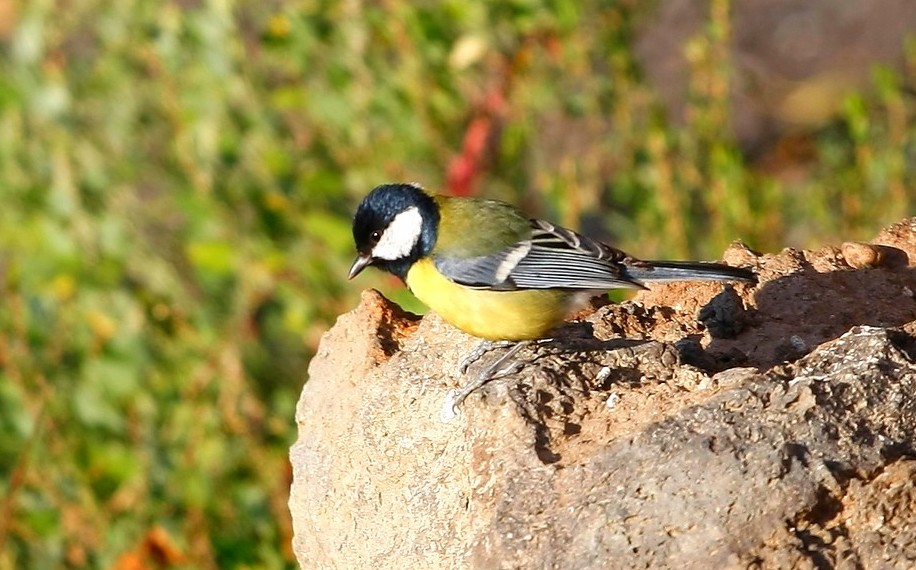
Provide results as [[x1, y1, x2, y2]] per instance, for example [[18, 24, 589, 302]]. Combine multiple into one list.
[[349, 183, 440, 281]]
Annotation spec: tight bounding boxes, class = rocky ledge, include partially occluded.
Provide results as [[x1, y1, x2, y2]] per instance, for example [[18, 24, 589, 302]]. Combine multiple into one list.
[[290, 218, 916, 569]]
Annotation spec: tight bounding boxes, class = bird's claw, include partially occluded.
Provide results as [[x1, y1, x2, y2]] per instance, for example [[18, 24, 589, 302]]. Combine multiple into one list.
[[441, 342, 530, 422], [457, 340, 514, 374], [440, 390, 461, 423]]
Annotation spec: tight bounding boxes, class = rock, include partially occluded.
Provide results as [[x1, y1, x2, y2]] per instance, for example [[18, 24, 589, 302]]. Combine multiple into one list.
[[842, 241, 885, 269], [290, 218, 916, 569]]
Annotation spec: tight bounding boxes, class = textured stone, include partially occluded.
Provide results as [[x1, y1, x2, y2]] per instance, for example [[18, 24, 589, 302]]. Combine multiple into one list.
[[290, 218, 916, 569]]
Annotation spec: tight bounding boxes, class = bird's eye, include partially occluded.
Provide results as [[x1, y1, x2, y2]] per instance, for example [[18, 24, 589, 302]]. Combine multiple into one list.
[[370, 230, 381, 243]]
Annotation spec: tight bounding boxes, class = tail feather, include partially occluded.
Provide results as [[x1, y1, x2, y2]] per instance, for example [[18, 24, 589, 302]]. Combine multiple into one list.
[[624, 260, 757, 285]]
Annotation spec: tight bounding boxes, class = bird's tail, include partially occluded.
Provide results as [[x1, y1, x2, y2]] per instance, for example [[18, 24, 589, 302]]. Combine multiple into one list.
[[624, 260, 757, 285]]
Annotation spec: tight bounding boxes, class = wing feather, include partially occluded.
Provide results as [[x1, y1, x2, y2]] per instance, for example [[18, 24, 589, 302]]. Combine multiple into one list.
[[434, 218, 646, 291]]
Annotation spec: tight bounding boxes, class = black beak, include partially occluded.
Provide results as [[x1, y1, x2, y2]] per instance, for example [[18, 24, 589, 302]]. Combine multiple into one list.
[[348, 254, 373, 280]]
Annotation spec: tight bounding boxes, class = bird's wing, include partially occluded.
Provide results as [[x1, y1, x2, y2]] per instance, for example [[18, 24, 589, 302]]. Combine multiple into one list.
[[433, 219, 647, 291]]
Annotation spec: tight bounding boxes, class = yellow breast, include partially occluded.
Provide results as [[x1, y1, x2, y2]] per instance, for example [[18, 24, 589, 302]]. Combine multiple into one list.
[[405, 258, 571, 341]]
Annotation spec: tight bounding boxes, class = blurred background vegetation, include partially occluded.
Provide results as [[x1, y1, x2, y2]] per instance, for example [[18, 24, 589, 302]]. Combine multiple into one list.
[[0, 0, 913, 568]]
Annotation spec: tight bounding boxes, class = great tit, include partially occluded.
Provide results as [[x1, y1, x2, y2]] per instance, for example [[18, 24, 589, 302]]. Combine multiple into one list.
[[348, 182, 756, 418], [349, 182, 755, 339]]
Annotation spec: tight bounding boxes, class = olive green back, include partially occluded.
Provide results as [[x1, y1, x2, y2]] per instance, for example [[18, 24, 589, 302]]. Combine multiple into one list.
[[433, 195, 531, 257]]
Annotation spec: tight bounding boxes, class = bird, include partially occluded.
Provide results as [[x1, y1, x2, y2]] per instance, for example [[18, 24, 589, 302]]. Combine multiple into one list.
[[348, 182, 757, 419]]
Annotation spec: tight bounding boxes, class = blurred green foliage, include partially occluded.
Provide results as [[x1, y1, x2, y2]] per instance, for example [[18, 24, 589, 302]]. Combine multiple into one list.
[[0, 0, 912, 568]]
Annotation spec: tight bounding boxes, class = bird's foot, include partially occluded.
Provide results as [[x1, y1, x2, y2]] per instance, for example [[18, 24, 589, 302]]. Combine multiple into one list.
[[441, 341, 530, 423], [457, 340, 516, 375]]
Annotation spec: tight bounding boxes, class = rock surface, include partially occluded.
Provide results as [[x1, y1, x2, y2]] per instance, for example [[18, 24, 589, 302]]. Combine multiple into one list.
[[290, 218, 916, 570]]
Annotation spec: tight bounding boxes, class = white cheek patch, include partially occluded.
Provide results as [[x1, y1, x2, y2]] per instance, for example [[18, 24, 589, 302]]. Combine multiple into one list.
[[372, 207, 424, 260]]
